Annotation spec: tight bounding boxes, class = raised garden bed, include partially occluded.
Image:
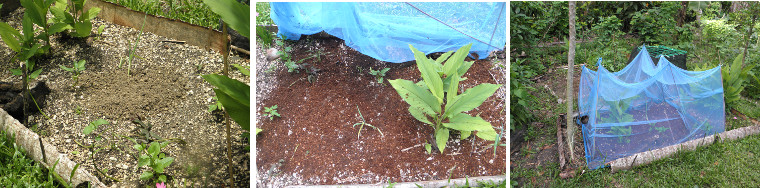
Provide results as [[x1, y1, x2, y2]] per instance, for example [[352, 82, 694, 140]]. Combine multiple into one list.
[[255, 35, 507, 186], [0, 7, 249, 187]]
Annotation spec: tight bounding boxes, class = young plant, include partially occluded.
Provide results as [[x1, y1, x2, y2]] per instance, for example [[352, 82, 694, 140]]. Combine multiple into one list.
[[723, 52, 755, 110], [208, 96, 223, 112], [77, 119, 121, 182], [119, 14, 147, 75], [351, 105, 384, 139], [388, 44, 500, 153], [369, 68, 391, 84], [59, 60, 86, 87], [49, 0, 101, 37], [134, 141, 174, 184], [263, 105, 280, 120], [232, 63, 250, 76]]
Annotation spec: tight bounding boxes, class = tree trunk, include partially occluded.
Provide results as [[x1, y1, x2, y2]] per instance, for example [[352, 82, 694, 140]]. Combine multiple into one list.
[[566, 1, 577, 162]]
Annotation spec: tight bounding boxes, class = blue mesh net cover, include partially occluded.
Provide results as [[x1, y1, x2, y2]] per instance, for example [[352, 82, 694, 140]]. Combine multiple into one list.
[[270, 2, 506, 63], [578, 46, 725, 169]]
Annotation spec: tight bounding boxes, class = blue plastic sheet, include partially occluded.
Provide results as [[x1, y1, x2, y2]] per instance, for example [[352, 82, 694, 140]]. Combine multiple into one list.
[[270, 2, 506, 63], [578, 46, 725, 169]]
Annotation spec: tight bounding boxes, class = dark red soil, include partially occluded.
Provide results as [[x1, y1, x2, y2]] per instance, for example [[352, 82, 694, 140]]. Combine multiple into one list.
[[256, 36, 506, 185]]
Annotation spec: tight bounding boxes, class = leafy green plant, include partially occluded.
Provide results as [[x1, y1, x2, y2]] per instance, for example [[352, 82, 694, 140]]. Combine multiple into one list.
[[0, 0, 57, 59], [723, 52, 755, 110], [134, 141, 174, 184], [263, 105, 280, 120], [49, 0, 101, 38], [350, 105, 384, 139], [59, 60, 86, 87], [369, 68, 391, 84], [389, 44, 501, 153], [510, 59, 535, 131], [77, 119, 121, 182], [256, 25, 273, 48], [601, 99, 635, 143]]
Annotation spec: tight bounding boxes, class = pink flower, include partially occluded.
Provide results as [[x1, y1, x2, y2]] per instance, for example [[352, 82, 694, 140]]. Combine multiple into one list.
[[255, 12, 259, 17], [734, 117, 738, 119], [156, 182, 166, 188]]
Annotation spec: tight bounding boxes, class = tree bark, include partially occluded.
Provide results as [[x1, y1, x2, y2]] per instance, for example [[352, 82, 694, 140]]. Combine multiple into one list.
[[566, 1, 577, 162]]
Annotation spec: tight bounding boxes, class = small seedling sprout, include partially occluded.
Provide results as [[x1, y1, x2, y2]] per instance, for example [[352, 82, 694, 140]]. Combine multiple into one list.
[[351, 105, 384, 139]]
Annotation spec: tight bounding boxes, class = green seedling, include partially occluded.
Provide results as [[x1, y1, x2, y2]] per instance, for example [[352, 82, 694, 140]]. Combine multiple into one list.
[[59, 60, 86, 87], [263, 105, 280, 120], [351, 105, 384, 139], [208, 96, 223, 112], [389, 44, 500, 153], [75, 105, 82, 115], [77, 119, 121, 182], [655, 126, 670, 133], [232, 63, 250, 76], [369, 68, 391, 84], [49, 0, 101, 38], [95, 25, 105, 40], [119, 14, 147, 75], [424, 143, 432, 154], [134, 141, 174, 184]]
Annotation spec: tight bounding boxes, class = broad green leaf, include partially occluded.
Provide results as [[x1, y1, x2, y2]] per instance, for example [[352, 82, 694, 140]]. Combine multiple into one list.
[[410, 45, 444, 104], [446, 71, 459, 104], [476, 130, 498, 141], [0, 22, 21, 52], [434, 51, 453, 65], [74, 21, 92, 37], [443, 114, 495, 132], [435, 128, 449, 153], [203, 0, 250, 38], [442, 43, 472, 77], [91, 119, 109, 126], [424, 143, 432, 154], [202, 74, 250, 107], [81, 7, 101, 22], [29, 68, 42, 79], [388, 79, 440, 114], [137, 155, 150, 167], [50, 0, 68, 21], [408, 106, 432, 125], [460, 130, 471, 140], [133, 144, 143, 151], [20, 0, 46, 28], [148, 142, 160, 157], [256, 128, 263, 134], [49, 23, 72, 34], [10, 69, 21, 76], [457, 60, 475, 77], [213, 88, 250, 130], [20, 43, 42, 61], [83, 124, 96, 135], [139, 171, 153, 180], [22, 13, 34, 41], [444, 83, 501, 118], [155, 157, 174, 173]]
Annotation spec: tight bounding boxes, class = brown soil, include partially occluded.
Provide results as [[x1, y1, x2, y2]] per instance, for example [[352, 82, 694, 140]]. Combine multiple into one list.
[[256, 36, 506, 186]]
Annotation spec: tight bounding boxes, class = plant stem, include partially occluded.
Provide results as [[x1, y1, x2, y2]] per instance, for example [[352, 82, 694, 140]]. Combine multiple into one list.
[[222, 22, 234, 187]]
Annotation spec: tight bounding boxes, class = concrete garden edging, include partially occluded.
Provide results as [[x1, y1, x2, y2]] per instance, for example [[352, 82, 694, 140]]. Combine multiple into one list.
[[0, 108, 107, 187], [283, 175, 506, 188], [84, 0, 227, 53], [609, 125, 760, 172]]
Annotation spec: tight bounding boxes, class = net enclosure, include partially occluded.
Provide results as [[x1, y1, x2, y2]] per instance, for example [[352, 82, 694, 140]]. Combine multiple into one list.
[[578, 46, 725, 169], [269, 2, 506, 63]]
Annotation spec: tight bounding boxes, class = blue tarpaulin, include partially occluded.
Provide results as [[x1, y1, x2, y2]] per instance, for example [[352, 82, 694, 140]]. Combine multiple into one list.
[[270, 2, 506, 63]]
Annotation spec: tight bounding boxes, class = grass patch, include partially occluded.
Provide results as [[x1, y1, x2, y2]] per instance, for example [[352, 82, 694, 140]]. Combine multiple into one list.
[[103, 0, 222, 29], [550, 133, 760, 187], [0, 131, 61, 187]]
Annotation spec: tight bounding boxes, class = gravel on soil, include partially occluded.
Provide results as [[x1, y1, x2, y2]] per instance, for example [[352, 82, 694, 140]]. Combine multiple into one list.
[[0, 8, 250, 187]]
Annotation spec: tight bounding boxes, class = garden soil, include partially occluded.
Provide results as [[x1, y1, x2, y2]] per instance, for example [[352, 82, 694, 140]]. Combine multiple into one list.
[[0, 9, 249, 187], [255, 35, 507, 186]]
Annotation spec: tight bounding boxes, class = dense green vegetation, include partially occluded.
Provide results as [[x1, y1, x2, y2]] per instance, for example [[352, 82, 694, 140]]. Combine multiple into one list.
[[511, 1, 760, 187], [0, 131, 62, 187]]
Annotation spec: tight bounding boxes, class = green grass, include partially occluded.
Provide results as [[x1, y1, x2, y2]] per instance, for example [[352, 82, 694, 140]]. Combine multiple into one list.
[[0, 131, 61, 187], [255, 2, 273, 26], [103, 0, 221, 29]]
